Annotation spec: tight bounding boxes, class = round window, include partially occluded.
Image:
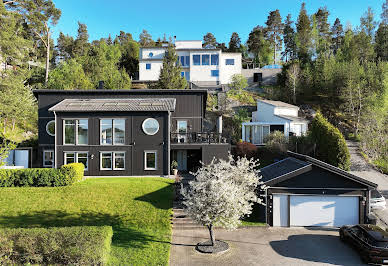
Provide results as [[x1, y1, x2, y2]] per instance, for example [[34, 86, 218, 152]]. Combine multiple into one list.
[[149, 52, 154, 58], [46, 120, 55, 136], [142, 118, 159, 135]]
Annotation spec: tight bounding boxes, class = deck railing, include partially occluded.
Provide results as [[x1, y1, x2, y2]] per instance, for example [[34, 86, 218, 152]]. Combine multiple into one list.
[[170, 132, 228, 144]]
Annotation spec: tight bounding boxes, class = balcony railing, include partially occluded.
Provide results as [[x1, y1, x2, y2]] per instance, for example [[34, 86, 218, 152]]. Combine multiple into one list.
[[170, 132, 228, 144]]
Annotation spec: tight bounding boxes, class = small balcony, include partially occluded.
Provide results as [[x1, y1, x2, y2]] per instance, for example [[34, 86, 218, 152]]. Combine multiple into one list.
[[170, 132, 228, 144]]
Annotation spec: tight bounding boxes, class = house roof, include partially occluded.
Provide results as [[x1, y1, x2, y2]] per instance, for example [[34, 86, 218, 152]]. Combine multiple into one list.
[[275, 114, 309, 123], [259, 99, 299, 109], [260, 151, 378, 188], [48, 98, 176, 112]]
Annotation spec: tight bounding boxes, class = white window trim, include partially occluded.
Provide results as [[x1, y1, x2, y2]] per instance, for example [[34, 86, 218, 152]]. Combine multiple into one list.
[[142, 118, 160, 136], [100, 119, 126, 146], [46, 120, 55, 137], [144, 150, 157, 171], [63, 119, 88, 146], [244, 124, 270, 145], [64, 151, 88, 171], [43, 150, 54, 168], [99, 151, 126, 171]]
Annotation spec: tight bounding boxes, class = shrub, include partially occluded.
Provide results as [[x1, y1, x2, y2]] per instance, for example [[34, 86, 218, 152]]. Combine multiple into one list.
[[310, 112, 350, 170], [234, 141, 258, 159], [264, 131, 288, 153], [0, 226, 113, 265], [0, 163, 84, 187]]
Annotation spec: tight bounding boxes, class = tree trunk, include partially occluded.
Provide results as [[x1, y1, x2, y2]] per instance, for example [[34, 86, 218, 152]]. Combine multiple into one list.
[[44, 29, 50, 85], [207, 224, 215, 246]]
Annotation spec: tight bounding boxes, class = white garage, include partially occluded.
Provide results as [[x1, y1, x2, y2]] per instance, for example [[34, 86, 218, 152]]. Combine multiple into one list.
[[273, 195, 359, 227]]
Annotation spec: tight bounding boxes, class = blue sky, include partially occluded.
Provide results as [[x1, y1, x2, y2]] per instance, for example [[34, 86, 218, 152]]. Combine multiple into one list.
[[51, 0, 384, 44]]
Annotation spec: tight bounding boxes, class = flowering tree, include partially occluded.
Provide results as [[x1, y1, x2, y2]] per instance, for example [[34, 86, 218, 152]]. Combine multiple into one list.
[[181, 155, 265, 251]]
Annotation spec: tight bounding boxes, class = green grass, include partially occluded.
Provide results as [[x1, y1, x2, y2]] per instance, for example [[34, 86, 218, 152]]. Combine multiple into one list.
[[240, 204, 267, 227], [0, 177, 174, 266]]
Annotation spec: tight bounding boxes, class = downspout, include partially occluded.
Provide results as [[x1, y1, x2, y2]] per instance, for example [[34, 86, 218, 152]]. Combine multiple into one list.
[[54, 111, 57, 169], [167, 111, 171, 178]]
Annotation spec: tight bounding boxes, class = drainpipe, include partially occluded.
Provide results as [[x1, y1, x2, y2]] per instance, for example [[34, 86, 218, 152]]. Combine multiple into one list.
[[167, 111, 171, 178], [217, 115, 223, 142], [54, 111, 57, 169]]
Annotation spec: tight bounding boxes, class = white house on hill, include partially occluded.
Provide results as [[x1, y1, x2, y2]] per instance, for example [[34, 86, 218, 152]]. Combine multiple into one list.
[[242, 99, 309, 145], [138, 40, 241, 86]]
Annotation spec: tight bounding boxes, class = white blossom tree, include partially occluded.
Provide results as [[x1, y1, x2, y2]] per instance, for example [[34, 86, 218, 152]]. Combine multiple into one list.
[[181, 155, 265, 250]]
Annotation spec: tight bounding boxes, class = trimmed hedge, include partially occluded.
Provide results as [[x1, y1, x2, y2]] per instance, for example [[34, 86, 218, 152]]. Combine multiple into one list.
[[0, 163, 84, 187], [310, 112, 351, 170], [0, 226, 113, 265]]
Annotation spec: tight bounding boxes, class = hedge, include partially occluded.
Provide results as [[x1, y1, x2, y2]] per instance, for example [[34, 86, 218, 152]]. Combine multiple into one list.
[[0, 226, 113, 265], [0, 163, 84, 187], [310, 112, 351, 170]]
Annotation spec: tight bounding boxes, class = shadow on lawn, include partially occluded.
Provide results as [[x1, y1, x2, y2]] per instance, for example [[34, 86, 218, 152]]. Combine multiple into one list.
[[134, 182, 174, 210], [0, 210, 167, 250]]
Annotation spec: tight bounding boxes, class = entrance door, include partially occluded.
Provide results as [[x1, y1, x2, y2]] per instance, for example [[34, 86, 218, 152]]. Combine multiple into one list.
[[177, 150, 187, 171], [177, 120, 188, 143]]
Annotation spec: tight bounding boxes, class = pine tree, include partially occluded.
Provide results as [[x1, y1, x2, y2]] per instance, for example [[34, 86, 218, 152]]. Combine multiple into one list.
[[56, 32, 74, 61], [139, 29, 154, 47], [282, 14, 297, 61], [247, 26, 272, 66], [360, 7, 377, 39], [203, 33, 217, 48], [158, 45, 186, 90], [296, 2, 312, 64], [315, 7, 330, 57], [228, 32, 241, 52], [375, 23, 388, 61], [265, 9, 283, 64], [73, 22, 90, 57], [331, 18, 344, 55]]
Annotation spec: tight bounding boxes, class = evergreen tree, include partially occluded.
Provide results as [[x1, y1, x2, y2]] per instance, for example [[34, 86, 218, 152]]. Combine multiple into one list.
[[228, 32, 241, 52], [139, 29, 154, 47], [56, 32, 74, 61], [360, 7, 377, 39], [282, 14, 297, 62], [382, 0, 388, 25], [158, 45, 186, 90], [114, 31, 139, 78], [315, 7, 331, 56], [331, 18, 344, 55], [296, 2, 312, 64], [265, 9, 283, 63], [247, 26, 272, 66], [216, 42, 228, 52], [72, 22, 89, 57], [375, 23, 388, 61], [203, 33, 217, 48]]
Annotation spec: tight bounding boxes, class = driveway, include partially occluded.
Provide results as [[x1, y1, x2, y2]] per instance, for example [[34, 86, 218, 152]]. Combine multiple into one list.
[[170, 227, 364, 266]]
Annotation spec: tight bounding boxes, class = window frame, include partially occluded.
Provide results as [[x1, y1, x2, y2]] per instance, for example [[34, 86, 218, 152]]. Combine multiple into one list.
[[63, 119, 88, 146], [99, 152, 126, 171], [43, 150, 54, 168], [100, 152, 113, 170], [193, 54, 200, 65], [146, 63, 151, 70], [202, 54, 210, 65], [46, 120, 55, 137], [100, 119, 126, 146], [211, 54, 219, 65], [211, 70, 219, 77], [142, 118, 160, 136], [226, 59, 235, 65], [63, 151, 88, 171], [113, 152, 126, 170], [144, 150, 157, 171]]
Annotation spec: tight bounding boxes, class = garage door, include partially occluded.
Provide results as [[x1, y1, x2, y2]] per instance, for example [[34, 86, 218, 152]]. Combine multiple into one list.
[[290, 195, 359, 227]]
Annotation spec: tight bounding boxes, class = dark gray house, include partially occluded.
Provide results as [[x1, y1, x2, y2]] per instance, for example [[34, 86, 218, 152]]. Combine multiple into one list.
[[33, 89, 230, 176], [261, 152, 377, 227]]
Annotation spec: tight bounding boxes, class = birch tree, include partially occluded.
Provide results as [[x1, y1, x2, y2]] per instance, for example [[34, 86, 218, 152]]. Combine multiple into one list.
[[286, 62, 300, 104], [181, 155, 265, 251]]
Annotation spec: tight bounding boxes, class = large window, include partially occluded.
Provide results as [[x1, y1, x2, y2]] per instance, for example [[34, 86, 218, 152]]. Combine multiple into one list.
[[202, 54, 210, 65], [144, 151, 157, 170], [178, 56, 190, 67], [226, 59, 235, 65], [100, 119, 125, 145], [211, 54, 219, 65], [211, 70, 219, 77], [244, 125, 270, 145], [100, 152, 126, 170], [43, 150, 54, 168], [193, 55, 200, 65], [64, 152, 88, 170], [64, 119, 88, 145]]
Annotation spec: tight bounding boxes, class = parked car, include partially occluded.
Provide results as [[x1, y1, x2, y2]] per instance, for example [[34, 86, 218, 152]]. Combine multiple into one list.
[[339, 224, 388, 264], [371, 189, 386, 210]]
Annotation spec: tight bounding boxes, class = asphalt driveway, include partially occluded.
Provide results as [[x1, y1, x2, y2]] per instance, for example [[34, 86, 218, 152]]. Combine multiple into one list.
[[170, 227, 365, 266]]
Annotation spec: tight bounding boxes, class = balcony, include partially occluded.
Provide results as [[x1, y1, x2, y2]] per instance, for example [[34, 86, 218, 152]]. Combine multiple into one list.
[[170, 132, 228, 144]]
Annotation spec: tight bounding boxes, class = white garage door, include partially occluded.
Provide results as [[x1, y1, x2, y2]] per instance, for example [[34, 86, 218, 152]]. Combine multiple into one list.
[[290, 195, 359, 227]]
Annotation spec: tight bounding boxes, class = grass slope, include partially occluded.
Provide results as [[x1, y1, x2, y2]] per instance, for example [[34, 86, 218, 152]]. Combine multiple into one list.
[[0, 178, 174, 265]]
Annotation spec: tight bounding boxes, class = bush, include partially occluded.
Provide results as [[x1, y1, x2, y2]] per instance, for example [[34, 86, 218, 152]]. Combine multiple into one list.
[[310, 112, 350, 170], [234, 141, 258, 159], [264, 131, 288, 153], [0, 163, 84, 187], [0, 226, 113, 265]]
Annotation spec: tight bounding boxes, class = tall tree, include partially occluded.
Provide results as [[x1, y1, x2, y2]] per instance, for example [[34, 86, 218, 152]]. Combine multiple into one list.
[[376, 0, 388, 61], [203, 33, 217, 48], [265, 9, 283, 64], [296, 2, 312, 64], [56, 32, 74, 61], [286, 62, 301, 104], [282, 14, 297, 61], [139, 29, 154, 47], [360, 7, 377, 39], [315, 7, 331, 56], [331, 18, 344, 55], [382, 0, 388, 25], [216, 42, 228, 52], [115, 31, 139, 78], [228, 32, 241, 52], [72, 22, 89, 57], [158, 45, 186, 90], [247, 26, 272, 66]]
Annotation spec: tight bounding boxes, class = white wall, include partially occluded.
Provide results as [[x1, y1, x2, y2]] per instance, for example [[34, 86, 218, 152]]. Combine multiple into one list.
[[189, 50, 220, 83], [253, 101, 290, 123], [274, 107, 299, 117], [220, 53, 242, 84], [139, 61, 163, 81], [175, 40, 202, 49], [140, 48, 166, 60]]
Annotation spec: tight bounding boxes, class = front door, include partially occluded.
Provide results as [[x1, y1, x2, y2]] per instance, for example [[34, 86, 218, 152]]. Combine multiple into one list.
[[177, 120, 188, 143], [177, 150, 187, 171]]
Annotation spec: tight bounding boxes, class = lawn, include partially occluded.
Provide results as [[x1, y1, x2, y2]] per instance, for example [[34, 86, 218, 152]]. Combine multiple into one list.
[[0, 178, 174, 265]]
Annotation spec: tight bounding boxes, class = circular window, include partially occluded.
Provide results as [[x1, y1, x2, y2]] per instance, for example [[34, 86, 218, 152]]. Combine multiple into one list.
[[149, 52, 154, 58], [46, 120, 55, 136], [142, 118, 159, 135]]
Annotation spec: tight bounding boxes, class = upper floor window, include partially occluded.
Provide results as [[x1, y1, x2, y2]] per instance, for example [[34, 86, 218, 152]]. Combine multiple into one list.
[[146, 63, 151, 70], [100, 119, 125, 145], [142, 118, 159, 136], [202, 54, 210, 65], [211, 70, 219, 77], [178, 56, 190, 66], [211, 54, 219, 65], [46, 120, 55, 136], [148, 52, 153, 58], [64, 119, 88, 145], [193, 55, 200, 65], [226, 59, 235, 65]]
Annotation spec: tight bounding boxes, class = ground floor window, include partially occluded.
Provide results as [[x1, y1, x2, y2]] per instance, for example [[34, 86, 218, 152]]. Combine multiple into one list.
[[144, 151, 157, 170], [100, 152, 126, 170], [244, 125, 270, 144], [64, 152, 88, 170], [43, 150, 54, 168]]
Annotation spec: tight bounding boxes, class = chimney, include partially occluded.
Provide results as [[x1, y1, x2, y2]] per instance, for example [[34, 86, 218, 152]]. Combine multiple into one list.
[[98, 81, 104, 90], [174, 36, 176, 44]]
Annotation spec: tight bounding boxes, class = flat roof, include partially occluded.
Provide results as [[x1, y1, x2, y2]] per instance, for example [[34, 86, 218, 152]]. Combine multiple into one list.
[[259, 99, 299, 109]]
